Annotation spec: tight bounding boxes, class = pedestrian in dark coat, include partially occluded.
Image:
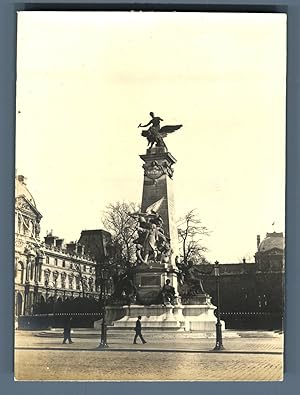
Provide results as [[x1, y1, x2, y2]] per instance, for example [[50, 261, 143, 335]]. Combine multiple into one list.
[[63, 317, 74, 344], [133, 315, 147, 344]]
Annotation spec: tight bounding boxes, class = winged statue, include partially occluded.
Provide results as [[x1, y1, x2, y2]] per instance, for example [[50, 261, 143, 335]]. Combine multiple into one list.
[[138, 112, 182, 150]]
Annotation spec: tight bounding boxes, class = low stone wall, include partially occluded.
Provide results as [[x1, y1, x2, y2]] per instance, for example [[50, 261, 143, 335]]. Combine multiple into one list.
[[17, 313, 101, 330]]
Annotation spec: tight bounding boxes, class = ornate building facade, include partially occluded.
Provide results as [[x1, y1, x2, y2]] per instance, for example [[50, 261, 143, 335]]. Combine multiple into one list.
[[15, 175, 98, 319]]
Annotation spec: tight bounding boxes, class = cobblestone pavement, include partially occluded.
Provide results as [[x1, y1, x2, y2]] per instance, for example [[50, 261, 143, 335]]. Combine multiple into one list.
[[15, 330, 284, 381]]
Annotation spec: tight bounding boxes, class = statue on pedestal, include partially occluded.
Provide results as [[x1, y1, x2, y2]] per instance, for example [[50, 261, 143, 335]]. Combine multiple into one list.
[[161, 279, 176, 306], [112, 271, 137, 305], [138, 112, 182, 150]]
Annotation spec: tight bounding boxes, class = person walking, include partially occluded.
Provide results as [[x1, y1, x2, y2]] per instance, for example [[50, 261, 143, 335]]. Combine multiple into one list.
[[133, 315, 147, 344], [63, 316, 74, 344]]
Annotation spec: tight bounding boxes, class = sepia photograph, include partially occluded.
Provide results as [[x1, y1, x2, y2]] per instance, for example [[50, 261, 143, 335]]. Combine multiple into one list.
[[14, 11, 286, 381]]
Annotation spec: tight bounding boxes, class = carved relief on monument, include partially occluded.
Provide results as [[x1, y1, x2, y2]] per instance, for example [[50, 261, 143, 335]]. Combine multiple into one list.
[[140, 275, 161, 287], [143, 161, 164, 179], [143, 160, 174, 179]]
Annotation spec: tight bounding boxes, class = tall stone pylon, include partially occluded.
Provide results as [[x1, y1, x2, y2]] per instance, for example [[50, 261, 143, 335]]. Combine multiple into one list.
[[140, 145, 179, 267]]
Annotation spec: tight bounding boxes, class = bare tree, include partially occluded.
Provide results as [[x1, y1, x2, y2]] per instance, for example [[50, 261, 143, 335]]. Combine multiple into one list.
[[177, 209, 210, 265], [101, 201, 140, 264]]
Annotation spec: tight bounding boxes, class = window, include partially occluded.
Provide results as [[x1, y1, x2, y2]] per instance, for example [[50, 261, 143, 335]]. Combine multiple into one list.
[[88, 277, 94, 292], [17, 262, 24, 284], [61, 273, 66, 288], [18, 216, 21, 233], [62, 260, 66, 268], [30, 260, 34, 280], [68, 275, 74, 289], [44, 270, 50, 286], [54, 258, 58, 266], [53, 271, 58, 288]]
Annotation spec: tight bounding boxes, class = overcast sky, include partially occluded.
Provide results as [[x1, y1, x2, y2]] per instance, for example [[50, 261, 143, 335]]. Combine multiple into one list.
[[16, 11, 286, 263]]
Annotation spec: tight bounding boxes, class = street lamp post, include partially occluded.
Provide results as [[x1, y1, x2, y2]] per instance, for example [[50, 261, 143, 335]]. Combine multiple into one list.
[[213, 260, 224, 351], [98, 268, 109, 348]]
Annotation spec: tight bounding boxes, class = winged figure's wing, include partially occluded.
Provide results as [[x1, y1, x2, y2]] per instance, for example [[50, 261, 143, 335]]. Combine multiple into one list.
[[159, 124, 182, 138], [145, 197, 165, 214]]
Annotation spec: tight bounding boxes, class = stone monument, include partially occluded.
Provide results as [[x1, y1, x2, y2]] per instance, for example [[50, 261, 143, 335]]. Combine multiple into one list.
[[108, 113, 220, 333]]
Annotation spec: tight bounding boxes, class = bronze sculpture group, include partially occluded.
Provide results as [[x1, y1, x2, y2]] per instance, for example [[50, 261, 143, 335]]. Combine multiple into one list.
[[138, 112, 182, 150], [131, 206, 172, 265]]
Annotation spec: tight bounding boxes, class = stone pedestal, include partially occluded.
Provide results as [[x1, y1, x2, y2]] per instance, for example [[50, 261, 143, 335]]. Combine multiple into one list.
[[182, 304, 219, 332], [111, 304, 185, 330], [108, 294, 224, 334], [134, 261, 179, 305]]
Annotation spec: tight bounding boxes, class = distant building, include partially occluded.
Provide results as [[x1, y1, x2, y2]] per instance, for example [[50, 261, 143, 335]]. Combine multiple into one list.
[[188, 232, 284, 329], [255, 232, 284, 271], [15, 175, 98, 318]]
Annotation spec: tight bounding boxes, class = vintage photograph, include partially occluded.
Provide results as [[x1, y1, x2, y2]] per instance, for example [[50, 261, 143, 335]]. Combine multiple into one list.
[[15, 11, 286, 381]]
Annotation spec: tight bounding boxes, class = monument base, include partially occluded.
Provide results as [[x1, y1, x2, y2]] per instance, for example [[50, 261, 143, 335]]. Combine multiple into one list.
[[110, 304, 185, 331], [94, 296, 225, 333]]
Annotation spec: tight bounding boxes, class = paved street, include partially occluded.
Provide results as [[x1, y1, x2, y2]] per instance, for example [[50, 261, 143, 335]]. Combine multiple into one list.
[[15, 330, 284, 381]]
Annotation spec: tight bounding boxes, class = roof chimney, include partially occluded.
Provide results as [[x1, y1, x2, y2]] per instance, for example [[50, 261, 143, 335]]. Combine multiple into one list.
[[66, 242, 76, 254], [55, 238, 64, 249], [44, 233, 57, 246]]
